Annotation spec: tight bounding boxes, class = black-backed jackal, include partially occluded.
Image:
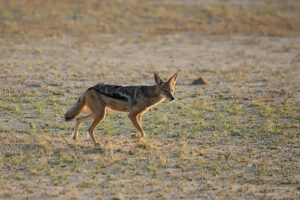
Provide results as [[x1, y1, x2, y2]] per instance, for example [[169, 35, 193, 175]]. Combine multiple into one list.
[[65, 72, 179, 146]]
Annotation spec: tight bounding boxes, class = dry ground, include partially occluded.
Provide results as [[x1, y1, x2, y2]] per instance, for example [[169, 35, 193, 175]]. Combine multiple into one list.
[[0, 0, 299, 199]]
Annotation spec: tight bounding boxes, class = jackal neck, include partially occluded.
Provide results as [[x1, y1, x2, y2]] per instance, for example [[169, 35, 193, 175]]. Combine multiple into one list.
[[141, 85, 160, 98]]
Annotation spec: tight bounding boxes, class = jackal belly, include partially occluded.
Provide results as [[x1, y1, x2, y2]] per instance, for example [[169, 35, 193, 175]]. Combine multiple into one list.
[[99, 94, 130, 112]]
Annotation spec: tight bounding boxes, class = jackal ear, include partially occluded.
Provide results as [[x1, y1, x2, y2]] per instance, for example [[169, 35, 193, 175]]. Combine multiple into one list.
[[154, 72, 163, 85], [168, 72, 179, 85]]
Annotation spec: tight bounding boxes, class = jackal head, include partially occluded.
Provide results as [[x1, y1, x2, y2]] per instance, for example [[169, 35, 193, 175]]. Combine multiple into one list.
[[154, 72, 179, 101]]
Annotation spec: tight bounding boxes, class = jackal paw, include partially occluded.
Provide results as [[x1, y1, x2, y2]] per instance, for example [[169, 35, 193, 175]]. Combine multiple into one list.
[[94, 142, 101, 147], [131, 134, 142, 139]]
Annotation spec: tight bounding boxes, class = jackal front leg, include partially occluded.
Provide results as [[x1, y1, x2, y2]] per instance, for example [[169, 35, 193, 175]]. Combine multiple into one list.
[[128, 113, 145, 138]]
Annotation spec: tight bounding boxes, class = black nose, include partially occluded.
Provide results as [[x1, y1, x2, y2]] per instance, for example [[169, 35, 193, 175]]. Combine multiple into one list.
[[170, 97, 174, 101]]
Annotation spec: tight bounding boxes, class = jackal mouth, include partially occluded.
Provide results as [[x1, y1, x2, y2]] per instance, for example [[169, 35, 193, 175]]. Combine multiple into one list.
[[164, 94, 174, 101], [167, 96, 174, 101]]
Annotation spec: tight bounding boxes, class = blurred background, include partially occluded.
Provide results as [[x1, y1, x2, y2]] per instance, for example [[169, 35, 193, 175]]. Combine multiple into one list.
[[1, 0, 299, 39]]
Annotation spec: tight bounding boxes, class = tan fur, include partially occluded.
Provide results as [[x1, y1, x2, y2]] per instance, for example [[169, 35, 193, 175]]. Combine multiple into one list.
[[65, 72, 179, 146], [64, 91, 87, 121]]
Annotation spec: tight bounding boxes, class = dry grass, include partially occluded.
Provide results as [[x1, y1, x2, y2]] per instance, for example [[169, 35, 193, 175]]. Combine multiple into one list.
[[0, 0, 300, 199]]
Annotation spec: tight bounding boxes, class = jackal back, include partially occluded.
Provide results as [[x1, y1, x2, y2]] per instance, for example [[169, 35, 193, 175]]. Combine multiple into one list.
[[89, 84, 160, 105]]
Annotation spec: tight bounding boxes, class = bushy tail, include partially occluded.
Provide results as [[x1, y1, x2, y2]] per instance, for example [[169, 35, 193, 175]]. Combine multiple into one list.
[[65, 92, 86, 121]]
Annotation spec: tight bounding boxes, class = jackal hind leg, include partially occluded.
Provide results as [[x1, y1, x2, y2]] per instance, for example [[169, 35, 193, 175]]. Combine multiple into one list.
[[86, 90, 106, 146], [128, 112, 145, 138], [73, 114, 93, 140], [88, 109, 105, 146]]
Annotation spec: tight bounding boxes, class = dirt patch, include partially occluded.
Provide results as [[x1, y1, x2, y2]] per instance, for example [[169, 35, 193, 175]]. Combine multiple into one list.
[[191, 76, 210, 85]]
